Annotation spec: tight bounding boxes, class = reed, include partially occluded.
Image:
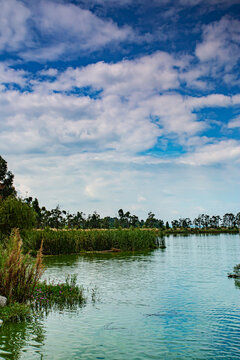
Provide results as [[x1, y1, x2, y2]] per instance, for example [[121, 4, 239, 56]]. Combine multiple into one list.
[[22, 228, 158, 255], [0, 229, 44, 304]]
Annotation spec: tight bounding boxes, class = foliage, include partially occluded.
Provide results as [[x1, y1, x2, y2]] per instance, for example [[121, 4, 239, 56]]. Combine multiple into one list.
[[0, 196, 37, 235], [0, 229, 44, 303], [22, 228, 158, 255], [0, 155, 16, 200], [32, 275, 85, 311], [0, 302, 31, 322]]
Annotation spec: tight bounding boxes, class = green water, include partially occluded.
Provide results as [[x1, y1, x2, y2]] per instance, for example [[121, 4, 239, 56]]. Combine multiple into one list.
[[1, 234, 240, 359]]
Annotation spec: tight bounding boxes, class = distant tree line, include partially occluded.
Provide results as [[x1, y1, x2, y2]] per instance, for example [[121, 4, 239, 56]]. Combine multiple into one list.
[[0, 155, 239, 233], [21, 198, 240, 230]]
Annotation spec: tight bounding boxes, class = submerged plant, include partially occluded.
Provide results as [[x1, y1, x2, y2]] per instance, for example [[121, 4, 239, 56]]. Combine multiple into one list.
[[0, 228, 44, 304]]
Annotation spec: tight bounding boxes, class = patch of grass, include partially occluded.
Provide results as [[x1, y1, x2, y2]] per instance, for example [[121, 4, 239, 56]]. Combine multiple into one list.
[[31, 275, 85, 311], [0, 302, 31, 323]]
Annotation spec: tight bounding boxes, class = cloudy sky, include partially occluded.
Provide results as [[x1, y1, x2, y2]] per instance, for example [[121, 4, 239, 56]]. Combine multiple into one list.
[[0, 0, 240, 221]]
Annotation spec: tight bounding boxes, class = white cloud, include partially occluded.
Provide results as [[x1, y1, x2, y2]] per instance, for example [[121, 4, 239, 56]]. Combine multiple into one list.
[[195, 16, 240, 81], [0, 0, 31, 53], [186, 94, 232, 109], [36, 51, 183, 95], [178, 140, 240, 166], [228, 115, 240, 129], [0, 63, 27, 86]]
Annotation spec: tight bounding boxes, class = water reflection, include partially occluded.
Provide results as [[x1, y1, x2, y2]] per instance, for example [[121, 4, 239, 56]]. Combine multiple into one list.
[[0, 317, 45, 360]]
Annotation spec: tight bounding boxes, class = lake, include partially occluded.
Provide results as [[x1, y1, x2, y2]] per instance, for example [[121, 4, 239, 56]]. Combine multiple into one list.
[[0, 233, 240, 359]]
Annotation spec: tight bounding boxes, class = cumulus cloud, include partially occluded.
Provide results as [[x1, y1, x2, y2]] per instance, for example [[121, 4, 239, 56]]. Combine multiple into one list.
[[0, 0, 31, 53], [178, 140, 240, 165], [0, 63, 27, 86], [0, 0, 136, 61], [195, 16, 240, 82], [1, 51, 240, 162]]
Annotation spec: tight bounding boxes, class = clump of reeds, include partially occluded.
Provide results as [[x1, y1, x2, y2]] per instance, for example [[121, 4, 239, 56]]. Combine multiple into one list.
[[22, 228, 158, 255], [0, 228, 44, 304]]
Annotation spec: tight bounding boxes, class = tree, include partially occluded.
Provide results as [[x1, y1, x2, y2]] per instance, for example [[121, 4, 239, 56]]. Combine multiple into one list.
[[222, 213, 235, 228], [145, 212, 158, 228], [171, 220, 179, 229], [0, 156, 16, 199], [0, 196, 36, 235], [118, 209, 130, 228]]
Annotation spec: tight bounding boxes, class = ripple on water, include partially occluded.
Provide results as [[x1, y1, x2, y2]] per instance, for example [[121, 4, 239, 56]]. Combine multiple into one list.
[[1, 234, 240, 359]]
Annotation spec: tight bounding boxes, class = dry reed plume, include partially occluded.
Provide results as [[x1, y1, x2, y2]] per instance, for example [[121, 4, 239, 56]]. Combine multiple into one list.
[[0, 228, 44, 303]]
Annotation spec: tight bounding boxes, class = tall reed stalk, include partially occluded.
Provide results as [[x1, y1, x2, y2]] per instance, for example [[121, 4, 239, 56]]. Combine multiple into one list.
[[0, 229, 44, 304]]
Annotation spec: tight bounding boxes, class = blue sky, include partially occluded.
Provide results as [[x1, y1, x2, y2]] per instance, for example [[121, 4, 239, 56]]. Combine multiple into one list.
[[0, 0, 239, 221]]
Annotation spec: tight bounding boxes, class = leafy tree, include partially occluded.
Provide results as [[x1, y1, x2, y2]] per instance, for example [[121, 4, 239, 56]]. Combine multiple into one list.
[[129, 215, 140, 227], [165, 221, 170, 229], [0, 156, 16, 199], [235, 212, 240, 228], [171, 220, 179, 229], [145, 212, 159, 228], [24, 197, 42, 228], [222, 213, 235, 228], [118, 209, 130, 228], [0, 196, 36, 235], [87, 211, 101, 229], [209, 215, 221, 228]]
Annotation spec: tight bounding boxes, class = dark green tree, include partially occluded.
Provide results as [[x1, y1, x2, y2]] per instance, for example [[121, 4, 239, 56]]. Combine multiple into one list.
[[145, 212, 158, 228], [0, 156, 16, 199]]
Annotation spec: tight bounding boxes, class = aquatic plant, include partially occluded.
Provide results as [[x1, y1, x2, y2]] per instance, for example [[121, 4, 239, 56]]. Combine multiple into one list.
[[32, 274, 85, 310], [0, 228, 44, 303], [0, 302, 31, 322], [22, 228, 158, 255]]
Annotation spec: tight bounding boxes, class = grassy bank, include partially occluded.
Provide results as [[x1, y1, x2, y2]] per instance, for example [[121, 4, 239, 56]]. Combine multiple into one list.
[[22, 228, 159, 255]]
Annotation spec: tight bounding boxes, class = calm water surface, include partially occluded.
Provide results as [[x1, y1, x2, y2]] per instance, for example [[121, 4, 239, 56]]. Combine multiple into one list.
[[0, 234, 240, 359]]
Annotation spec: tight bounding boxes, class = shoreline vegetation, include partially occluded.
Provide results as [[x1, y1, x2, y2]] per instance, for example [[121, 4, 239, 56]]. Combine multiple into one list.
[[0, 229, 86, 324], [21, 227, 239, 256]]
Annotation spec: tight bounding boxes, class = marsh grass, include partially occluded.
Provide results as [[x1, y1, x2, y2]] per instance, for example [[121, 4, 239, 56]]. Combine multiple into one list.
[[22, 228, 158, 255], [0, 229, 44, 304], [31, 275, 85, 311]]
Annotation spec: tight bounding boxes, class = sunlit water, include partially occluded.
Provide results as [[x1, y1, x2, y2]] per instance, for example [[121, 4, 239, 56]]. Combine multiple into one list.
[[1, 234, 240, 359]]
